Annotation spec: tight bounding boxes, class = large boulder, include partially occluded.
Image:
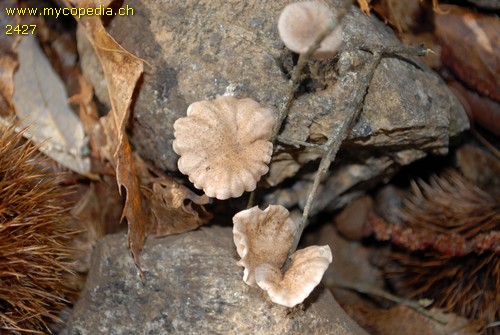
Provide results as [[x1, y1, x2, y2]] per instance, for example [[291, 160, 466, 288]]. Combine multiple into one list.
[[68, 226, 367, 334], [78, 0, 468, 211]]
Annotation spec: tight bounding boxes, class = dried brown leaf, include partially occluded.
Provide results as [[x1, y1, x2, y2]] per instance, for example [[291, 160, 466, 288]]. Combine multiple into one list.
[[435, 5, 500, 102], [71, 179, 125, 273], [371, 0, 421, 33], [135, 155, 212, 237], [69, 74, 105, 166], [357, 0, 371, 15], [76, 0, 145, 273], [12, 35, 90, 175], [448, 80, 500, 136], [432, 0, 448, 14], [149, 180, 212, 237], [70, 75, 99, 130]]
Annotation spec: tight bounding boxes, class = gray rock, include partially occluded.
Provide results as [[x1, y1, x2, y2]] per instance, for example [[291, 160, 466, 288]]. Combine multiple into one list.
[[68, 226, 367, 335], [465, 0, 500, 10], [78, 0, 468, 212]]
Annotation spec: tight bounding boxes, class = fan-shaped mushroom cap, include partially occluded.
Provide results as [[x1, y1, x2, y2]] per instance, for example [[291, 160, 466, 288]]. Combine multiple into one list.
[[233, 205, 299, 286], [255, 245, 332, 308], [278, 1, 343, 59], [173, 96, 275, 200]]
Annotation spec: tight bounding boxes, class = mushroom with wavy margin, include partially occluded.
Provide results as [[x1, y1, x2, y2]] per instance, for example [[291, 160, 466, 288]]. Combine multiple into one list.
[[233, 205, 299, 286], [233, 204, 332, 307], [254, 245, 332, 308], [278, 1, 343, 59], [173, 96, 275, 200]]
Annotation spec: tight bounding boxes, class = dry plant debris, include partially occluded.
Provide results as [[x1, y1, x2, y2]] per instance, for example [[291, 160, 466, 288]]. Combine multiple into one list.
[[135, 155, 212, 237], [357, 0, 372, 15], [366, 170, 499, 254], [0, 126, 76, 334], [4, 0, 217, 286], [75, 0, 146, 274], [3, 0, 492, 331], [435, 5, 500, 103], [13, 35, 90, 175], [365, 170, 499, 331], [344, 304, 482, 335], [146, 181, 211, 237]]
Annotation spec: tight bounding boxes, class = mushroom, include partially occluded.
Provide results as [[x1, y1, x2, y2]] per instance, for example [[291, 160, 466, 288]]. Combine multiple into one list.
[[278, 1, 343, 59], [233, 205, 299, 286], [254, 245, 332, 308], [233, 205, 333, 307], [173, 96, 275, 200]]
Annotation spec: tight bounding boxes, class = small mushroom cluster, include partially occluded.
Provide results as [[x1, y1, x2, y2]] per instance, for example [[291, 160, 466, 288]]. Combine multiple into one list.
[[171, 1, 340, 308], [233, 205, 332, 307], [173, 96, 333, 307]]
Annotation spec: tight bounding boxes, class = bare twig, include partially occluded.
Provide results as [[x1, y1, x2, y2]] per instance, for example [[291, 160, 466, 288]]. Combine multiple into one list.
[[287, 44, 430, 254], [358, 44, 430, 57], [289, 52, 382, 254], [270, 3, 351, 143], [277, 136, 325, 149], [267, 1, 430, 231], [270, 20, 336, 143], [470, 127, 500, 159], [246, 189, 256, 209], [249, 2, 350, 209], [486, 321, 500, 329], [333, 280, 449, 325]]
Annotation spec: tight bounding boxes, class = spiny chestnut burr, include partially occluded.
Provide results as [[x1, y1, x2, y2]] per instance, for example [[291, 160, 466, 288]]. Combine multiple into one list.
[[0, 126, 76, 334]]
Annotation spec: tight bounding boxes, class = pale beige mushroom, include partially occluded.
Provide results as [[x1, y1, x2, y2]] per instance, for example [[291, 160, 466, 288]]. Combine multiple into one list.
[[173, 96, 275, 200], [233, 205, 299, 286], [278, 1, 343, 59], [254, 245, 332, 308]]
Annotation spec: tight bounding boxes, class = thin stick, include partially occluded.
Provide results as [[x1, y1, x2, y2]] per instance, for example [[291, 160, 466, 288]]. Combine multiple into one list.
[[270, 20, 337, 142], [290, 52, 382, 254], [333, 280, 449, 325], [358, 44, 430, 57], [277, 136, 325, 149], [486, 321, 500, 329], [270, 3, 351, 143], [470, 127, 500, 159], [288, 44, 430, 254], [250, 2, 350, 209], [246, 190, 256, 209]]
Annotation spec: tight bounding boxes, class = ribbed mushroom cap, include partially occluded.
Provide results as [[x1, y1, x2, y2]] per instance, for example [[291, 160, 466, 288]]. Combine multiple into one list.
[[278, 1, 343, 59], [173, 96, 275, 200]]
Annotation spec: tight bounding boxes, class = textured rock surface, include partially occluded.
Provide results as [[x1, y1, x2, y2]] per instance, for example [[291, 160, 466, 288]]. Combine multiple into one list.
[[68, 226, 367, 335], [78, 0, 468, 211]]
